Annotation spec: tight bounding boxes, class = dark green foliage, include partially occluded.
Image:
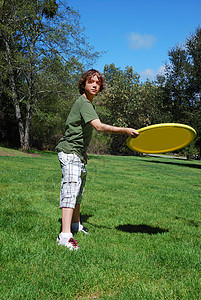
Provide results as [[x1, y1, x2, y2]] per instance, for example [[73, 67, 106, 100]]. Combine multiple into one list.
[[97, 64, 168, 155], [156, 27, 201, 158], [42, 0, 58, 18], [101, 64, 141, 155], [0, 0, 100, 150], [0, 91, 19, 147], [30, 56, 83, 150]]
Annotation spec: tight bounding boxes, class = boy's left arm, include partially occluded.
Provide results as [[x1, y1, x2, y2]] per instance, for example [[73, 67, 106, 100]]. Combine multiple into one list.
[[90, 119, 139, 138]]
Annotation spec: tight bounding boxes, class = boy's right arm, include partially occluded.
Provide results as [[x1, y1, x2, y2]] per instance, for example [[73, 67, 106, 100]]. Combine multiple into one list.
[[90, 119, 139, 138]]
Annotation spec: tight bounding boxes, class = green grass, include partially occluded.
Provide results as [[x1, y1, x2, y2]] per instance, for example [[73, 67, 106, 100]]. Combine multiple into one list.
[[0, 148, 201, 299]]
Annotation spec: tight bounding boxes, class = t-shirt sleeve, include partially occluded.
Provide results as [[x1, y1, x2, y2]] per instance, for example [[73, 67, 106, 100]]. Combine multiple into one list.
[[80, 101, 99, 124]]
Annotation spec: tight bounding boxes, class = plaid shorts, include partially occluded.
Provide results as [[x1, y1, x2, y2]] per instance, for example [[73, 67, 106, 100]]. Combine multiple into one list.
[[58, 152, 87, 209]]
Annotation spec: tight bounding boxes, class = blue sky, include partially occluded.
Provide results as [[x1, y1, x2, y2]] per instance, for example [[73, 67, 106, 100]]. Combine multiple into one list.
[[71, 0, 201, 81]]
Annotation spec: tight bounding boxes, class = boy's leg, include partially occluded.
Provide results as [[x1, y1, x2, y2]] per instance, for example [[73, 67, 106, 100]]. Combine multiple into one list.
[[71, 205, 89, 235], [71, 204, 81, 232], [72, 204, 80, 223], [58, 152, 82, 231], [71, 166, 89, 234], [62, 207, 74, 233], [57, 152, 82, 250], [71, 204, 88, 234], [58, 207, 79, 250]]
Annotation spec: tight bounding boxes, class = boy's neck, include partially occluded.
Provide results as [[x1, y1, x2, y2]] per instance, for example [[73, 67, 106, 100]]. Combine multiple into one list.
[[83, 92, 94, 103]]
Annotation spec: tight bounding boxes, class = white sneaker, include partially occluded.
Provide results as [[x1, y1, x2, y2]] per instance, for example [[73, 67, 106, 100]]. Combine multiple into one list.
[[57, 233, 79, 250], [78, 224, 89, 235], [71, 223, 89, 235]]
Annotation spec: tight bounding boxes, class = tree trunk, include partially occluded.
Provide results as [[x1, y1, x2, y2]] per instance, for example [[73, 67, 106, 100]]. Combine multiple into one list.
[[24, 101, 31, 151], [9, 67, 26, 150], [11, 78, 31, 151], [5, 39, 28, 150], [14, 99, 25, 149]]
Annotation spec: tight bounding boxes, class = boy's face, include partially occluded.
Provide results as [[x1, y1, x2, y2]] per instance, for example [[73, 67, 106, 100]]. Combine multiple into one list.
[[84, 75, 101, 98]]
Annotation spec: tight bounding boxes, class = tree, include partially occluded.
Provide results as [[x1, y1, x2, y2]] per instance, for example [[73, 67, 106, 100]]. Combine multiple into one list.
[[186, 27, 201, 157], [138, 79, 168, 126], [101, 64, 141, 154], [30, 55, 83, 150], [156, 27, 201, 158], [103, 64, 141, 127], [0, 0, 100, 150], [94, 64, 168, 155]]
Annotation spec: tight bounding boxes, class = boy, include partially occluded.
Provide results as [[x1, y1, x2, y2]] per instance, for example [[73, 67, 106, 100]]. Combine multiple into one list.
[[56, 69, 139, 250]]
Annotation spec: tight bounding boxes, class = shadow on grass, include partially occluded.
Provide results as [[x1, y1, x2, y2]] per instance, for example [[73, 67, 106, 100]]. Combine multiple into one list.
[[80, 214, 93, 223], [144, 159, 201, 169], [58, 216, 169, 235], [116, 224, 169, 235]]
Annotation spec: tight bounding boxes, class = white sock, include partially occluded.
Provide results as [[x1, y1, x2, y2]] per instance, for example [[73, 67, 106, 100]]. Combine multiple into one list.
[[59, 232, 73, 239]]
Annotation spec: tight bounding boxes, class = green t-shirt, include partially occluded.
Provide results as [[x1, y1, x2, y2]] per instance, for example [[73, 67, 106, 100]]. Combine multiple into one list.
[[56, 95, 99, 162]]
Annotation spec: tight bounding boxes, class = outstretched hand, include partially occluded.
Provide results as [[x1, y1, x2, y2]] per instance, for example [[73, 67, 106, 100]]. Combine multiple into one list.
[[126, 128, 139, 138]]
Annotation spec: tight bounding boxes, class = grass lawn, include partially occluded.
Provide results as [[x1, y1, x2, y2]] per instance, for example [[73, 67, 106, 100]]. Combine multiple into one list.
[[0, 147, 200, 299]]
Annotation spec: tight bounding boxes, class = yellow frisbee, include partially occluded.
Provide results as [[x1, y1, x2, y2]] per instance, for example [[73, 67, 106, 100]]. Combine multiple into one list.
[[127, 123, 197, 154]]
